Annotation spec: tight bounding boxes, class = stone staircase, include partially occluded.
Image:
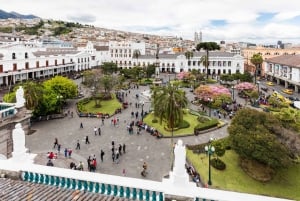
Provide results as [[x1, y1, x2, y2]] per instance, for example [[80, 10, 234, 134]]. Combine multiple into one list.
[[0, 178, 130, 201]]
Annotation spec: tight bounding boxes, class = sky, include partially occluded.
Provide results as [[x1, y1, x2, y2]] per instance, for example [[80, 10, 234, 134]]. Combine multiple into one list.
[[1, 0, 300, 44]]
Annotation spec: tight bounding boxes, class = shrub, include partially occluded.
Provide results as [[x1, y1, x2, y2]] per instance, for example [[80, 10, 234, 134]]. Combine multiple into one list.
[[211, 158, 226, 170], [194, 118, 219, 132], [152, 119, 158, 123], [197, 116, 210, 123], [178, 120, 190, 129]]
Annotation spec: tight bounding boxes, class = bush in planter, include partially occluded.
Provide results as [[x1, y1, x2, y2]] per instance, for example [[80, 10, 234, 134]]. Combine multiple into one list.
[[152, 118, 158, 123], [178, 120, 190, 129], [194, 118, 219, 132], [211, 158, 226, 170]]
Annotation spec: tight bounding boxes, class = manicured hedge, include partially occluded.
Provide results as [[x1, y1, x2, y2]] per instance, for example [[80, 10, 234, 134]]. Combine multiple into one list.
[[194, 118, 219, 132]]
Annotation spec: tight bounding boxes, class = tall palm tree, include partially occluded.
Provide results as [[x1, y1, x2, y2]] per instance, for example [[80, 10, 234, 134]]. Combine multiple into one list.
[[153, 84, 188, 168], [250, 53, 263, 84], [22, 81, 43, 110], [132, 50, 141, 66], [185, 51, 194, 66], [196, 42, 220, 80]]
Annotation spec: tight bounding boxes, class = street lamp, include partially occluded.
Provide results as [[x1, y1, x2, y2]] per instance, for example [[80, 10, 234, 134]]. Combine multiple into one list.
[[208, 98, 213, 117], [205, 139, 215, 186], [231, 86, 235, 100], [140, 101, 145, 121], [257, 81, 260, 94]]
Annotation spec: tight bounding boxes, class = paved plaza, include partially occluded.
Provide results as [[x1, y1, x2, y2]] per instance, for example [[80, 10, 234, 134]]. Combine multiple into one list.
[[25, 78, 229, 182]]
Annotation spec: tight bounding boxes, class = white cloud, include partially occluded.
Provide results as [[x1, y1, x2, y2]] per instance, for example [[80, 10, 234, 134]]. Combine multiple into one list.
[[1, 0, 300, 43]]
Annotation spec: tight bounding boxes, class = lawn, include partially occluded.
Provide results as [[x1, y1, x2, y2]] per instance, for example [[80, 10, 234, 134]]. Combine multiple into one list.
[[80, 96, 122, 116], [143, 112, 200, 136], [186, 149, 300, 200]]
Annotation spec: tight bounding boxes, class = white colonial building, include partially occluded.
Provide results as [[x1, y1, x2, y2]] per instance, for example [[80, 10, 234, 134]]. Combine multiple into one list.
[[137, 52, 244, 75], [0, 42, 93, 86], [265, 55, 300, 92]]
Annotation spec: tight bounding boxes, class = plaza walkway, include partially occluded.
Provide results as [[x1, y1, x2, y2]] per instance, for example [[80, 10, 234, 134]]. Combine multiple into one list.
[[26, 81, 229, 182]]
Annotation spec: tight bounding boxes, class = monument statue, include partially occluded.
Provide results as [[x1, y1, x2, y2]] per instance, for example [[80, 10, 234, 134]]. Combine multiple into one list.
[[173, 140, 186, 175], [15, 86, 26, 108], [12, 123, 27, 157]]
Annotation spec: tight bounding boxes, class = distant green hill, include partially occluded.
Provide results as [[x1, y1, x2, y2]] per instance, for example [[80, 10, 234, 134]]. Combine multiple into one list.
[[0, 9, 38, 19]]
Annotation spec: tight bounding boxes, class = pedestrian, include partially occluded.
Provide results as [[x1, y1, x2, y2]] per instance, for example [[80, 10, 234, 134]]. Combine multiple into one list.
[[112, 151, 115, 163], [98, 127, 101, 135], [53, 138, 58, 148], [68, 149, 72, 158], [80, 122, 83, 128], [115, 150, 120, 163], [87, 156, 91, 171], [78, 161, 84, 171], [122, 168, 126, 176], [71, 111, 73, 118], [100, 149, 105, 162], [76, 140, 80, 150], [118, 144, 122, 155], [64, 148, 68, 158], [94, 127, 97, 136], [101, 118, 105, 125], [123, 143, 126, 153], [57, 144, 61, 153], [85, 136, 90, 144]]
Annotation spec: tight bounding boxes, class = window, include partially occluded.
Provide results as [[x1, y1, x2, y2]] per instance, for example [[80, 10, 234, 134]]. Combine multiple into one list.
[[46, 60, 49, 67], [25, 52, 28, 59], [36, 61, 39, 68], [12, 53, 16, 59], [55, 60, 58, 66], [0, 65, 3, 73], [62, 59, 65, 65], [13, 63, 17, 71], [228, 61, 231, 66], [25, 62, 29, 69]]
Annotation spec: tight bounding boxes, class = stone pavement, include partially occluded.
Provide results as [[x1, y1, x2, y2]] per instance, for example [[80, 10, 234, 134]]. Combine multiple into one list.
[[25, 82, 229, 182]]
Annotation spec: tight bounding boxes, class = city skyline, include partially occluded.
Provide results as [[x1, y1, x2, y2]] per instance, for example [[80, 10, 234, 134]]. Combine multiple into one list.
[[1, 0, 300, 44]]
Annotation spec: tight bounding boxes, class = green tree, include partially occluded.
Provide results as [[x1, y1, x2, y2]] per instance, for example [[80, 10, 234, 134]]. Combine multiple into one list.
[[228, 108, 291, 169], [145, 64, 156, 78], [153, 83, 188, 168], [101, 62, 118, 75], [250, 53, 263, 84], [196, 42, 220, 80], [133, 50, 141, 65], [43, 76, 77, 100], [22, 81, 43, 110]]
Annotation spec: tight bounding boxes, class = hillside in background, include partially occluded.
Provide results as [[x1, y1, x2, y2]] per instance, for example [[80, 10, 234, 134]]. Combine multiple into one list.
[[0, 9, 38, 19]]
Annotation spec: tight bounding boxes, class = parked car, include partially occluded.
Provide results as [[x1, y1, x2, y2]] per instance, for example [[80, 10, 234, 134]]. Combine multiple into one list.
[[282, 89, 293, 95], [287, 96, 300, 101], [266, 82, 275, 86]]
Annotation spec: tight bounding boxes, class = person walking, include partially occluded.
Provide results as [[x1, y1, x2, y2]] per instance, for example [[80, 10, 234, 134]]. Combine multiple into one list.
[[101, 117, 105, 126], [68, 149, 72, 158], [80, 122, 83, 128], [85, 136, 90, 144], [57, 144, 61, 153], [53, 138, 58, 148], [118, 144, 122, 155], [94, 127, 97, 136], [123, 143, 126, 153], [76, 140, 80, 150], [98, 127, 101, 135], [100, 149, 105, 162], [64, 148, 68, 158]]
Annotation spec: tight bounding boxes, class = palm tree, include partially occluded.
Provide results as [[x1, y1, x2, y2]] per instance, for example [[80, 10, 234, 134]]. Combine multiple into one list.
[[132, 50, 141, 66], [22, 81, 43, 110], [250, 53, 263, 84], [185, 51, 194, 66], [153, 84, 188, 168], [196, 42, 220, 80]]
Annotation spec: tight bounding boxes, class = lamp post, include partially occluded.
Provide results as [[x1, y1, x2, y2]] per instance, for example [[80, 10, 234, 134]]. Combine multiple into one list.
[[57, 95, 63, 113], [208, 98, 213, 117], [205, 139, 215, 186], [140, 101, 145, 121], [257, 81, 260, 94], [231, 86, 235, 100]]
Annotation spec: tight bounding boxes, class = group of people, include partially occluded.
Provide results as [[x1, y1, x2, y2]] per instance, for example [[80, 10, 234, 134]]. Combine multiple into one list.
[[111, 141, 126, 164]]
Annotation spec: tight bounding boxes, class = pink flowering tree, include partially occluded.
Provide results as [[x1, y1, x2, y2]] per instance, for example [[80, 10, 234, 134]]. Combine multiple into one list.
[[195, 85, 231, 107], [176, 71, 195, 83], [235, 82, 255, 91]]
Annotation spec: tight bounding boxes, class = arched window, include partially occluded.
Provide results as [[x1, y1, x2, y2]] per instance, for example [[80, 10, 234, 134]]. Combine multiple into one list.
[[25, 52, 28, 59], [12, 53, 16, 59]]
